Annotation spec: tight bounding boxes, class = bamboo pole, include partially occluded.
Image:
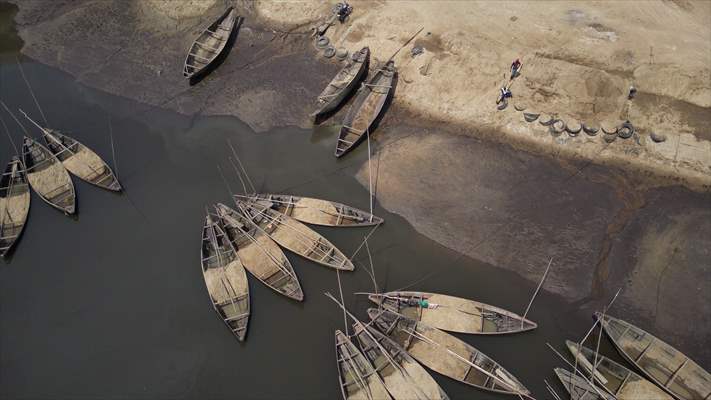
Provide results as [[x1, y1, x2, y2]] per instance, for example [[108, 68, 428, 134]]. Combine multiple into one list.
[[521, 257, 553, 328]]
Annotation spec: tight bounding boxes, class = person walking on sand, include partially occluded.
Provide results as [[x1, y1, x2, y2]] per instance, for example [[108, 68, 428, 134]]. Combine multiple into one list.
[[511, 58, 522, 79]]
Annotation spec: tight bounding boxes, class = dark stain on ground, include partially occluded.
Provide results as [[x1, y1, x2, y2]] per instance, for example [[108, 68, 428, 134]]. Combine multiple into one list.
[[0, 1, 21, 58], [413, 33, 449, 60]]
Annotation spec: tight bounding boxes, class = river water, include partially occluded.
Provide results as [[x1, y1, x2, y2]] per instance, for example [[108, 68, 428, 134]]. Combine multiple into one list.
[[0, 3, 616, 399]]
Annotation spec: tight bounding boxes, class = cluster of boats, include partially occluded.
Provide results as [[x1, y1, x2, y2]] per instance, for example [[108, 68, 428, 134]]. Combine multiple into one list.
[[182, 7, 396, 159], [552, 313, 710, 400], [330, 291, 538, 399], [0, 110, 120, 258], [200, 193, 382, 341]]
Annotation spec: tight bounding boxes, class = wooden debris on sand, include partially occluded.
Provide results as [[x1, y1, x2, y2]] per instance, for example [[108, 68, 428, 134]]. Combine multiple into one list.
[[336, 329, 393, 400], [40, 129, 121, 192], [354, 320, 450, 400], [22, 136, 75, 214], [201, 213, 250, 341], [367, 308, 530, 396], [311, 47, 370, 118], [183, 7, 240, 80], [247, 193, 383, 227], [596, 313, 711, 400], [368, 291, 537, 335], [0, 157, 30, 257], [214, 203, 303, 301], [565, 340, 673, 400], [554, 368, 615, 400], [235, 198, 354, 271], [335, 60, 396, 158]]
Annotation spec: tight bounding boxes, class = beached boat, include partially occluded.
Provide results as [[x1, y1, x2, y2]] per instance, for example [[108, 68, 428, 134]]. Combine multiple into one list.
[[335, 329, 393, 400], [38, 129, 121, 192], [565, 340, 673, 399], [368, 291, 537, 335], [201, 213, 250, 341], [354, 319, 450, 400], [0, 157, 30, 258], [335, 60, 396, 157], [234, 198, 354, 271], [554, 368, 615, 400], [183, 7, 240, 81], [367, 308, 530, 396], [311, 47, 370, 118], [596, 313, 711, 400], [213, 203, 303, 301], [246, 193, 383, 227], [21, 136, 75, 214]]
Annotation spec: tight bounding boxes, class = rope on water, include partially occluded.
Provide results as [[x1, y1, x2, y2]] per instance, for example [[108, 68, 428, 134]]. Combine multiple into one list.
[[0, 113, 19, 156], [366, 125, 374, 221], [16, 58, 48, 126], [228, 140, 256, 193], [0, 101, 29, 136]]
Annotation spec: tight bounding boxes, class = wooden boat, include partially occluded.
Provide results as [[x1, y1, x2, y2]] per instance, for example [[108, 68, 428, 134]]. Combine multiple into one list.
[[354, 319, 450, 400], [22, 136, 75, 214], [596, 313, 711, 400], [368, 291, 537, 335], [39, 128, 121, 192], [335, 60, 396, 157], [201, 213, 250, 341], [565, 340, 673, 399], [234, 198, 354, 271], [367, 308, 530, 396], [311, 47, 370, 118], [183, 7, 240, 81], [0, 157, 30, 258], [213, 203, 303, 301], [335, 329, 393, 400], [554, 368, 615, 400], [246, 193, 383, 227]]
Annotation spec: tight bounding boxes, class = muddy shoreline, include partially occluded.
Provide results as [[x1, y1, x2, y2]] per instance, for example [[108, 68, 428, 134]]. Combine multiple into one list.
[[5, 0, 710, 368]]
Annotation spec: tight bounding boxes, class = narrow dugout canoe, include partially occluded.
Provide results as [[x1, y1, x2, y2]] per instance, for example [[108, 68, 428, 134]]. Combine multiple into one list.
[[336, 329, 393, 400], [335, 60, 396, 157], [234, 198, 354, 271], [367, 308, 530, 396], [247, 193, 383, 227], [554, 368, 615, 400], [368, 291, 537, 335], [183, 7, 240, 80], [201, 213, 250, 341], [0, 157, 30, 258], [311, 47, 370, 118], [213, 203, 303, 301], [354, 319, 450, 400], [22, 136, 75, 214], [41, 129, 121, 192], [596, 313, 711, 400], [565, 340, 673, 400]]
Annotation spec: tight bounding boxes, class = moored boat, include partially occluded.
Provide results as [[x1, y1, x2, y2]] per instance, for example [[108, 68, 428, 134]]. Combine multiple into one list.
[[367, 308, 530, 396], [21, 136, 75, 214], [234, 198, 354, 271], [183, 7, 241, 81], [311, 47, 370, 118], [201, 213, 250, 341], [213, 203, 303, 301], [247, 193, 382, 227], [368, 291, 537, 335], [565, 340, 673, 399], [554, 368, 615, 400], [596, 313, 711, 400], [0, 157, 30, 257], [336, 329, 393, 400], [335, 60, 396, 157]]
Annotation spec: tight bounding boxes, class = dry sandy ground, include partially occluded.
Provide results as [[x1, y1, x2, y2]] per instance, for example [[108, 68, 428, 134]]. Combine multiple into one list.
[[6, 0, 710, 363]]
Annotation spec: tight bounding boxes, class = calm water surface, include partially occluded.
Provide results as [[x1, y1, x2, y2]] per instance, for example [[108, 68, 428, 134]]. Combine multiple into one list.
[[0, 3, 607, 399]]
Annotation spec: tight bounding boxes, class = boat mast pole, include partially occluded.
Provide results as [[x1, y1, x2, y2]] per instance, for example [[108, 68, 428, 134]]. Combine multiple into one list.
[[521, 257, 553, 328]]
